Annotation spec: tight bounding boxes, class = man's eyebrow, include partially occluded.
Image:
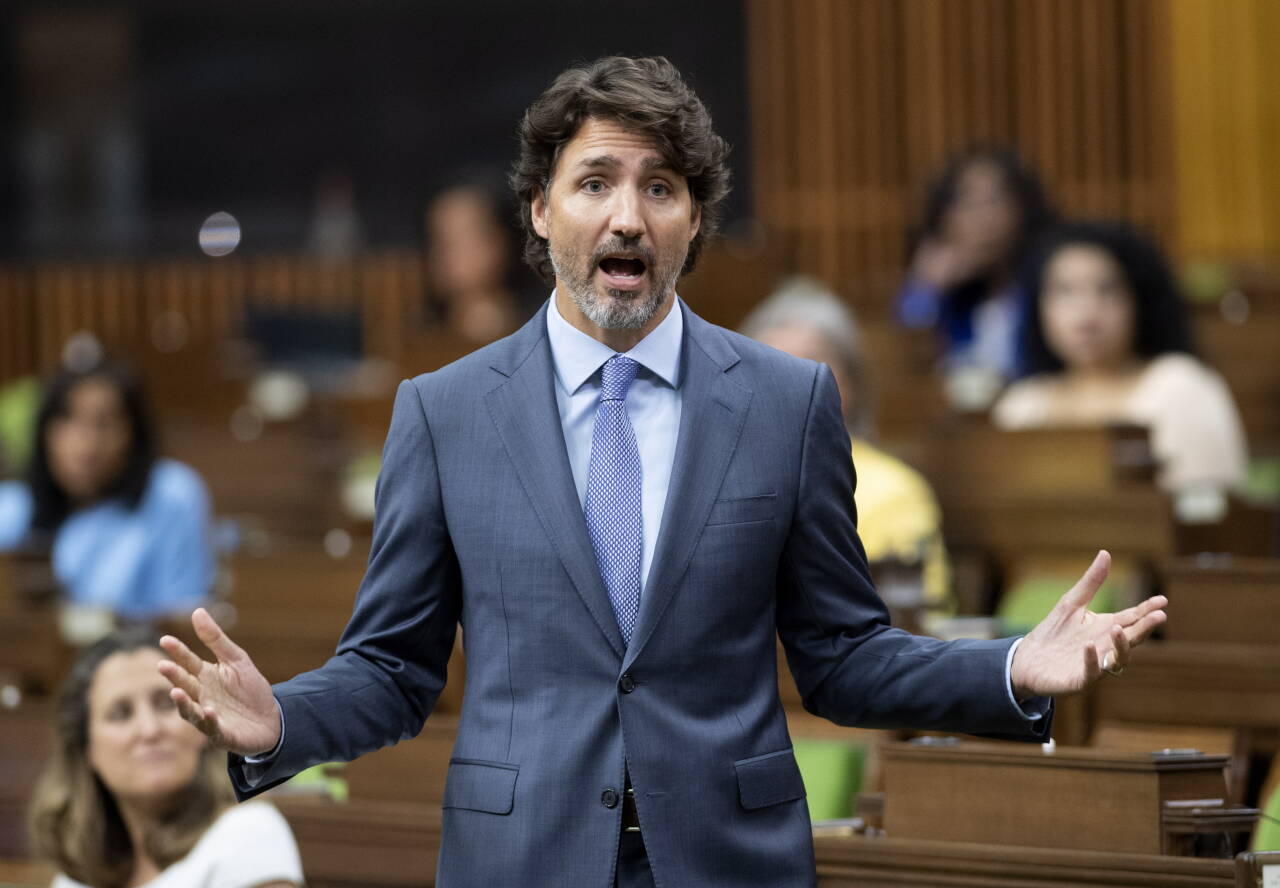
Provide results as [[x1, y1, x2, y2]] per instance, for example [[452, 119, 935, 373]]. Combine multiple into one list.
[[574, 155, 621, 171], [572, 154, 677, 173], [641, 156, 677, 173]]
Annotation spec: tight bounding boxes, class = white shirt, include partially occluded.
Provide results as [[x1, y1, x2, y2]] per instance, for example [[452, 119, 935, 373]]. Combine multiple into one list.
[[51, 802, 303, 888]]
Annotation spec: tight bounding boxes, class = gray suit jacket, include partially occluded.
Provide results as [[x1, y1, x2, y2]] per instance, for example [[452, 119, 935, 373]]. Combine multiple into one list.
[[231, 302, 1049, 887]]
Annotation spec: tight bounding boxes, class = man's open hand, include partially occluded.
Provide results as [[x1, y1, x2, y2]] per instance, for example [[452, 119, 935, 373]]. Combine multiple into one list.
[[158, 607, 281, 757], [1009, 551, 1167, 699]]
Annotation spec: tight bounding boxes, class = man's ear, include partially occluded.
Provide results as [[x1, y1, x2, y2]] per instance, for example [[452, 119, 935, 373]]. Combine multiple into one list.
[[531, 187, 550, 240], [689, 202, 702, 241]]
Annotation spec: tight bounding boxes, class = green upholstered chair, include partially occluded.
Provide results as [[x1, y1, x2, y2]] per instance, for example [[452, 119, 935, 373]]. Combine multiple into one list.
[[793, 737, 865, 822], [1254, 783, 1280, 851]]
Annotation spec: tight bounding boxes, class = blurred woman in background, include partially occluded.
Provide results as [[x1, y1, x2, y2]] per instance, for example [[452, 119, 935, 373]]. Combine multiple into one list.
[[424, 172, 542, 345], [743, 277, 952, 611], [994, 220, 1248, 494], [897, 147, 1055, 389], [0, 359, 214, 620], [28, 628, 303, 888]]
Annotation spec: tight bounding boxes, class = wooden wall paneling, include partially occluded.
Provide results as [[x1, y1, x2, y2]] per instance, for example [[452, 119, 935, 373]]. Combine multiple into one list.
[[792, 0, 817, 278], [748, 0, 1178, 317], [205, 257, 240, 339], [747, 0, 786, 237], [814, 0, 839, 287], [173, 260, 200, 343], [1170, 0, 1276, 259], [1080, 0, 1104, 212], [0, 270, 36, 385], [0, 250, 423, 385], [1260, 0, 1280, 257], [47, 268, 73, 369], [865, 0, 900, 306], [966, 0, 991, 143]]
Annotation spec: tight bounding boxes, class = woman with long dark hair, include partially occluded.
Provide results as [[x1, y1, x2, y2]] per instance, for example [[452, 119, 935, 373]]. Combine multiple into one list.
[[897, 146, 1055, 382], [993, 220, 1247, 493], [423, 171, 543, 344], [28, 627, 302, 887], [0, 359, 214, 619]]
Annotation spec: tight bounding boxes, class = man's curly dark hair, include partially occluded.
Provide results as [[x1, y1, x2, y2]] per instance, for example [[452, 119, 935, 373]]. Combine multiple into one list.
[[509, 56, 732, 285]]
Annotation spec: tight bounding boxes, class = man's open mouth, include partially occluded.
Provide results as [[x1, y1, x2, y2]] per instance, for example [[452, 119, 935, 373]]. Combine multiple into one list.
[[598, 255, 648, 280]]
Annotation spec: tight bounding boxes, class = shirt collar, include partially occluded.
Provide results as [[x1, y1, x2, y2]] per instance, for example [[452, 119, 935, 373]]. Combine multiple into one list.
[[545, 291, 684, 395]]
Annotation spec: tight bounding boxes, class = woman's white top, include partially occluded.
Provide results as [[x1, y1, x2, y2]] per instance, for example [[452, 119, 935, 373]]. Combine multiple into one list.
[[993, 353, 1249, 492], [51, 802, 303, 888]]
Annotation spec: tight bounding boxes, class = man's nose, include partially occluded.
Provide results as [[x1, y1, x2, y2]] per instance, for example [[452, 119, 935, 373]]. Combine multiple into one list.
[[609, 187, 645, 240]]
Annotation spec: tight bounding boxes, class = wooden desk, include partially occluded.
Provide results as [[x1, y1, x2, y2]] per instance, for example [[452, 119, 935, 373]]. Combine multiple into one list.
[[0, 701, 54, 858], [924, 424, 1275, 594], [813, 833, 1280, 887], [1092, 641, 1280, 731], [340, 716, 457, 804], [928, 423, 1157, 500], [0, 609, 66, 697], [1161, 558, 1280, 646], [276, 797, 440, 888], [0, 554, 68, 696], [221, 548, 466, 711], [166, 415, 348, 540], [923, 423, 1178, 573], [881, 741, 1232, 855]]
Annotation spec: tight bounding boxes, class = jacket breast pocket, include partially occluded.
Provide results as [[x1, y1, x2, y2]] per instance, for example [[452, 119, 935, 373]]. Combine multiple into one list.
[[706, 493, 776, 527], [734, 747, 806, 810], [443, 759, 519, 814]]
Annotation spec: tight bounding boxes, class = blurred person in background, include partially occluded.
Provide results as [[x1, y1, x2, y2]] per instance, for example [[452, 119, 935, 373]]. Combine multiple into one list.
[[897, 147, 1055, 393], [424, 172, 542, 345], [306, 169, 364, 259], [0, 359, 215, 621], [742, 277, 952, 611], [28, 627, 303, 888], [993, 220, 1248, 495]]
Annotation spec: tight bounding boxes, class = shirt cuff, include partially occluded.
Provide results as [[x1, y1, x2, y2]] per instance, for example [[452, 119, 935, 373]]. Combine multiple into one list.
[[1005, 637, 1049, 721], [242, 698, 285, 764]]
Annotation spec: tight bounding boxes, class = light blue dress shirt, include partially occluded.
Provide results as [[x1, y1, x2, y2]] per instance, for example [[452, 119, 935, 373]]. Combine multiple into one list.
[[545, 292, 683, 592], [0, 458, 215, 619]]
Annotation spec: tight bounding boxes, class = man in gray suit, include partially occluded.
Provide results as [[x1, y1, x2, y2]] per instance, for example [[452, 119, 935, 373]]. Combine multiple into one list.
[[159, 57, 1167, 887]]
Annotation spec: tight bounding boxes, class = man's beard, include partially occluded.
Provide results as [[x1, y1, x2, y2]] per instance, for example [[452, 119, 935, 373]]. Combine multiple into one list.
[[550, 236, 685, 331]]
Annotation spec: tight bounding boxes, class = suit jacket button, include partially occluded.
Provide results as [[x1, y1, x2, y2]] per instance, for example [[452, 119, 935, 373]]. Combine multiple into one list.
[[601, 788, 620, 809], [619, 673, 636, 694]]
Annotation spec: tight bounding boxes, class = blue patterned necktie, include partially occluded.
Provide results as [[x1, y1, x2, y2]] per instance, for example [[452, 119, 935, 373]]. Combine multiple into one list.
[[584, 355, 643, 645]]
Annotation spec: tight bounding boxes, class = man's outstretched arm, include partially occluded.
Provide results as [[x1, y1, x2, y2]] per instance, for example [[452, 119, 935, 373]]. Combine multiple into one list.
[[160, 378, 462, 797], [776, 365, 1166, 735]]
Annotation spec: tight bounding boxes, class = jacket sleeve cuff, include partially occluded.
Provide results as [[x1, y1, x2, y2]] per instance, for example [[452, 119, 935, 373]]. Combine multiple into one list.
[[1005, 637, 1051, 721], [235, 698, 285, 788]]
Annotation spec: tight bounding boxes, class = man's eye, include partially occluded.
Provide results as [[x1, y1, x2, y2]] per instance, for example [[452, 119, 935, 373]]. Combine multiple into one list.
[[649, 183, 670, 197], [583, 180, 605, 194]]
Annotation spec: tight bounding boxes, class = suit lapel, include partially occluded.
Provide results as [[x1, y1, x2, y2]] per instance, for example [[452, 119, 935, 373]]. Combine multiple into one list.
[[485, 310, 627, 658], [624, 307, 752, 669]]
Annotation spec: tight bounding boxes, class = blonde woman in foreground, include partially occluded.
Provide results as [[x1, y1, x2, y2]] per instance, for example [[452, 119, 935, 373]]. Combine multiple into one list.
[[28, 628, 303, 888]]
